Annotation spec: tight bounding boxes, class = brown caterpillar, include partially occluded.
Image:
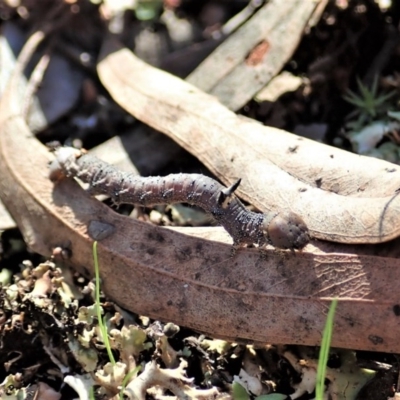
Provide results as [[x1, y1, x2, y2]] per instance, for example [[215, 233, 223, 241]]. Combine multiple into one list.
[[49, 147, 309, 249]]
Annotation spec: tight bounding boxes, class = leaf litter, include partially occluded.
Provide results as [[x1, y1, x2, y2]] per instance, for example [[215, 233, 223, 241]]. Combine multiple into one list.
[[0, 0, 400, 399]]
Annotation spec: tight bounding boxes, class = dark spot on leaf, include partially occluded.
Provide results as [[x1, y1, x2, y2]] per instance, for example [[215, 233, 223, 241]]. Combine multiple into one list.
[[174, 246, 192, 261], [252, 280, 266, 292], [315, 178, 322, 188], [210, 255, 221, 264], [345, 317, 355, 327], [368, 335, 384, 345], [195, 242, 203, 253], [88, 220, 116, 241], [385, 168, 396, 173], [146, 247, 156, 256], [176, 296, 188, 311], [393, 304, 400, 316], [147, 231, 165, 243]]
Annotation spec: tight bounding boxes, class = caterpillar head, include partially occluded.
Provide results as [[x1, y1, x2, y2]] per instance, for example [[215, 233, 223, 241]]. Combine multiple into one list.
[[263, 211, 309, 249], [49, 147, 83, 182]]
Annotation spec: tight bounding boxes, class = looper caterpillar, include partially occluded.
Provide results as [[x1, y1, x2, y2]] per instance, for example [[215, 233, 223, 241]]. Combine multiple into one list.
[[49, 147, 309, 249]]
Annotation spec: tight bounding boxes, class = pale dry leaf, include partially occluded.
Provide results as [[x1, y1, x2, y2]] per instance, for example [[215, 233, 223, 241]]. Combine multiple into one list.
[[187, 0, 320, 111], [97, 37, 400, 245]]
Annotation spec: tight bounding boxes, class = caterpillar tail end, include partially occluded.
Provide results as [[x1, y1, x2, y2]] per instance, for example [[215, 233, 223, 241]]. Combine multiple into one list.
[[266, 211, 310, 250]]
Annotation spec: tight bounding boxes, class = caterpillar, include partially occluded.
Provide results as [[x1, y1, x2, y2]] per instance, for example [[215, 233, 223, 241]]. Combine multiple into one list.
[[49, 147, 310, 250]]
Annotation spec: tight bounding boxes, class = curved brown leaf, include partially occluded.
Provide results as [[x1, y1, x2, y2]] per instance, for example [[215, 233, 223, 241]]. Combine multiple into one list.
[[97, 37, 400, 245], [1, 33, 400, 353]]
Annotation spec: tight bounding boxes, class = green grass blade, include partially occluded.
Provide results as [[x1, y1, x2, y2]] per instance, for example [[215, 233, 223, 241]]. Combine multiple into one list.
[[89, 386, 95, 400], [315, 298, 338, 400], [93, 241, 116, 366], [119, 365, 142, 400]]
